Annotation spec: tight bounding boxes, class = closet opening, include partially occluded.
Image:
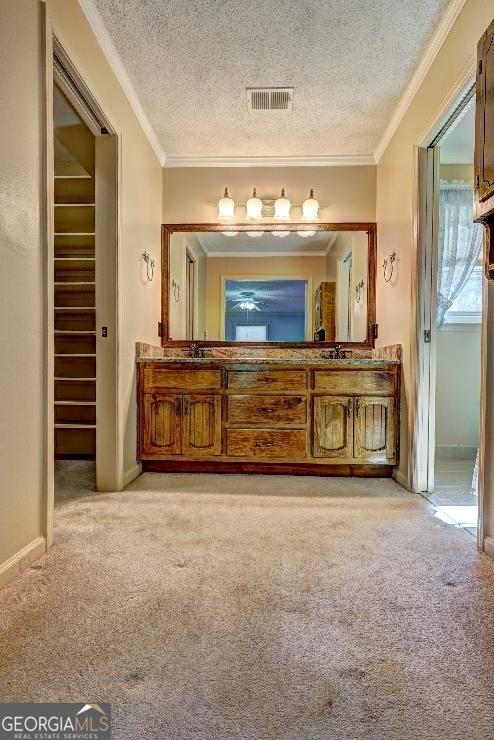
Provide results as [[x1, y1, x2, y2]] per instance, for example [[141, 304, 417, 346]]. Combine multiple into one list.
[[49, 40, 119, 532]]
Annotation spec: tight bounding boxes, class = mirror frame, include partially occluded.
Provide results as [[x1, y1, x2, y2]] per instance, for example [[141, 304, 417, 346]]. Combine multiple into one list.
[[161, 222, 377, 348]]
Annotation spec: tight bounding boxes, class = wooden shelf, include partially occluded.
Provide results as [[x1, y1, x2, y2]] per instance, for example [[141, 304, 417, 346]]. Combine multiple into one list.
[[54, 257, 95, 261], [54, 175, 92, 179], [55, 400, 95, 405], [55, 423, 96, 429], [54, 232, 95, 236], [54, 203, 95, 207]]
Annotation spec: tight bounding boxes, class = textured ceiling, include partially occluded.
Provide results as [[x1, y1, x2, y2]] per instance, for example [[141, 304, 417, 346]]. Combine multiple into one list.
[[92, 0, 452, 159]]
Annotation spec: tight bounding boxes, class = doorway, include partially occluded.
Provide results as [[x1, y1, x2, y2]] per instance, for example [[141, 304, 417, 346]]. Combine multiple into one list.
[[47, 38, 120, 546], [418, 93, 484, 535]]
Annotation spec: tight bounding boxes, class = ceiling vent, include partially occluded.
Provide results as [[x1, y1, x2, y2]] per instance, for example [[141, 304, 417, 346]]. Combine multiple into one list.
[[247, 88, 294, 112]]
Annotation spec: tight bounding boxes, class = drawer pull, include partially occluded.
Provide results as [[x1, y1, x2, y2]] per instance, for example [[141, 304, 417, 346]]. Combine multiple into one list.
[[256, 376, 277, 384], [355, 397, 361, 418], [258, 406, 276, 414], [347, 398, 353, 417], [255, 440, 276, 447]]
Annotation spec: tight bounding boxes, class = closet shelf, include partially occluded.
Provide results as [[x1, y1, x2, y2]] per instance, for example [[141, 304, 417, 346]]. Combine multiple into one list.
[[54, 175, 92, 179], [54, 281, 96, 286], [54, 203, 96, 207], [55, 354, 96, 358], [54, 257, 95, 261], [55, 401, 96, 406], [55, 377, 96, 381], [54, 306, 96, 310], [55, 424, 96, 429], [54, 232, 95, 236], [54, 330, 96, 334]]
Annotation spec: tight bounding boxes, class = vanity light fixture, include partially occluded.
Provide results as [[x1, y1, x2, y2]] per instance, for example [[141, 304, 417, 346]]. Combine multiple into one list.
[[297, 230, 316, 238], [217, 187, 235, 219], [222, 231, 238, 237], [302, 189, 319, 220], [272, 231, 290, 238], [246, 231, 263, 238], [274, 187, 291, 220], [246, 187, 263, 219]]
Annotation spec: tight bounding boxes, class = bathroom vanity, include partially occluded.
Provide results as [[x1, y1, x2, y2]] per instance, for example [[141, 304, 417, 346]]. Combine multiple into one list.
[[137, 221, 400, 477], [137, 355, 400, 476]]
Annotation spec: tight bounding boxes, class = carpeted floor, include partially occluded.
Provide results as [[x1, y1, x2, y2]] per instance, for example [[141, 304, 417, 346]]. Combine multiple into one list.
[[2, 464, 494, 739]]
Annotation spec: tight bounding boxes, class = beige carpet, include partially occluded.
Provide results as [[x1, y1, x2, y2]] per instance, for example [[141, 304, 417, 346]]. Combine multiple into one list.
[[2, 464, 494, 740]]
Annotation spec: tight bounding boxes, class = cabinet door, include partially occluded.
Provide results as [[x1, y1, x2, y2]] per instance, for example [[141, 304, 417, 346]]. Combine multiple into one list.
[[313, 396, 353, 459], [143, 394, 182, 455], [476, 19, 494, 206], [354, 396, 396, 463], [183, 394, 222, 456]]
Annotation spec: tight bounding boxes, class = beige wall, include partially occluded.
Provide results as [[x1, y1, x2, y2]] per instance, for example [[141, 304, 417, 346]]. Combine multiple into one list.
[[205, 256, 328, 340], [375, 0, 493, 486], [0, 0, 163, 581], [163, 166, 376, 223], [436, 326, 481, 454], [48, 0, 163, 482], [0, 1, 45, 570], [328, 232, 368, 342]]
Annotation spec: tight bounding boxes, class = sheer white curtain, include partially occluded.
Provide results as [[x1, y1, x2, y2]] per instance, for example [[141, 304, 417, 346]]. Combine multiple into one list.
[[437, 181, 483, 327]]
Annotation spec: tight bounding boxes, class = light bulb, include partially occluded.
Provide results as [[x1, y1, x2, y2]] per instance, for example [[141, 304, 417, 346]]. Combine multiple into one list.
[[272, 230, 289, 238], [247, 231, 263, 238], [302, 189, 319, 220], [246, 187, 263, 220], [274, 187, 291, 220], [217, 187, 235, 219], [297, 230, 316, 238], [222, 231, 238, 237]]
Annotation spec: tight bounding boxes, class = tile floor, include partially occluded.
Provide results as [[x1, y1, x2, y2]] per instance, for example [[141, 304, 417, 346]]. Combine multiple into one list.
[[428, 457, 478, 535]]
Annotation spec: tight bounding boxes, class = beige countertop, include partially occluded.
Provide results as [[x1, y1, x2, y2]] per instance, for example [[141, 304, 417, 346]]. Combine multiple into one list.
[[136, 356, 400, 367]]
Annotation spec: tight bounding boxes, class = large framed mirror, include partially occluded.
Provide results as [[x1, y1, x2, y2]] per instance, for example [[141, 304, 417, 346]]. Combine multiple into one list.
[[161, 223, 376, 347]]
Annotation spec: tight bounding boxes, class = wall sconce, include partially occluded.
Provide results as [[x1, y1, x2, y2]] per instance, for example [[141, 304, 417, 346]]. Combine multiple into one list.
[[246, 187, 263, 219], [141, 251, 155, 281], [171, 278, 181, 302], [274, 188, 291, 220], [355, 279, 365, 303], [383, 252, 397, 283], [302, 189, 319, 220], [217, 187, 235, 219]]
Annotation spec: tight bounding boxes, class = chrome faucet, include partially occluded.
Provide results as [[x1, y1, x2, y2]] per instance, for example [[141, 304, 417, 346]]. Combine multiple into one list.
[[186, 342, 205, 358], [324, 345, 349, 359]]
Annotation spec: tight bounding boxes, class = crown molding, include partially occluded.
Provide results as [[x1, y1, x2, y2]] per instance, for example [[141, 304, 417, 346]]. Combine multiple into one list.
[[374, 0, 468, 163], [164, 155, 375, 168], [77, 0, 166, 166], [206, 251, 329, 257]]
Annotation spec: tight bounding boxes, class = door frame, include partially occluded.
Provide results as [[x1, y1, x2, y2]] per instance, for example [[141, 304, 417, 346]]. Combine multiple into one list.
[[410, 69, 489, 548], [42, 12, 121, 547]]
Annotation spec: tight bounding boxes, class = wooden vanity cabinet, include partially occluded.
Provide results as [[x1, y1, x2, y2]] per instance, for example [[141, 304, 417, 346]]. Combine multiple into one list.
[[138, 361, 400, 475], [475, 16, 494, 278], [142, 391, 222, 457]]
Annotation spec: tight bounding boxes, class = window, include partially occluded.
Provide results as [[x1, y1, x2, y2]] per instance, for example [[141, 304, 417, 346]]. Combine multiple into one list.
[[235, 325, 267, 341], [444, 262, 483, 324]]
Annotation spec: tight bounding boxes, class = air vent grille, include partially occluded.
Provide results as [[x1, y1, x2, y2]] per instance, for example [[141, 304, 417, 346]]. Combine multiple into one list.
[[247, 88, 293, 112]]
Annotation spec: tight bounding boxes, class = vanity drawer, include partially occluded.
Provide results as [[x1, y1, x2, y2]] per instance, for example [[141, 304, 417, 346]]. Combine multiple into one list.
[[228, 370, 307, 392], [228, 395, 307, 426], [143, 366, 222, 391], [314, 370, 395, 395], [227, 429, 307, 459]]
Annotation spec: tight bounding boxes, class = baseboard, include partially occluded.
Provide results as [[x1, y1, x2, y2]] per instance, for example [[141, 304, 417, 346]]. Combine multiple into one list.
[[141, 460, 394, 477], [0, 536, 46, 590], [393, 469, 411, 491], [483, 536, 494, 560], [435, 445, 478, 460], [123, 462, 142, 488]]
